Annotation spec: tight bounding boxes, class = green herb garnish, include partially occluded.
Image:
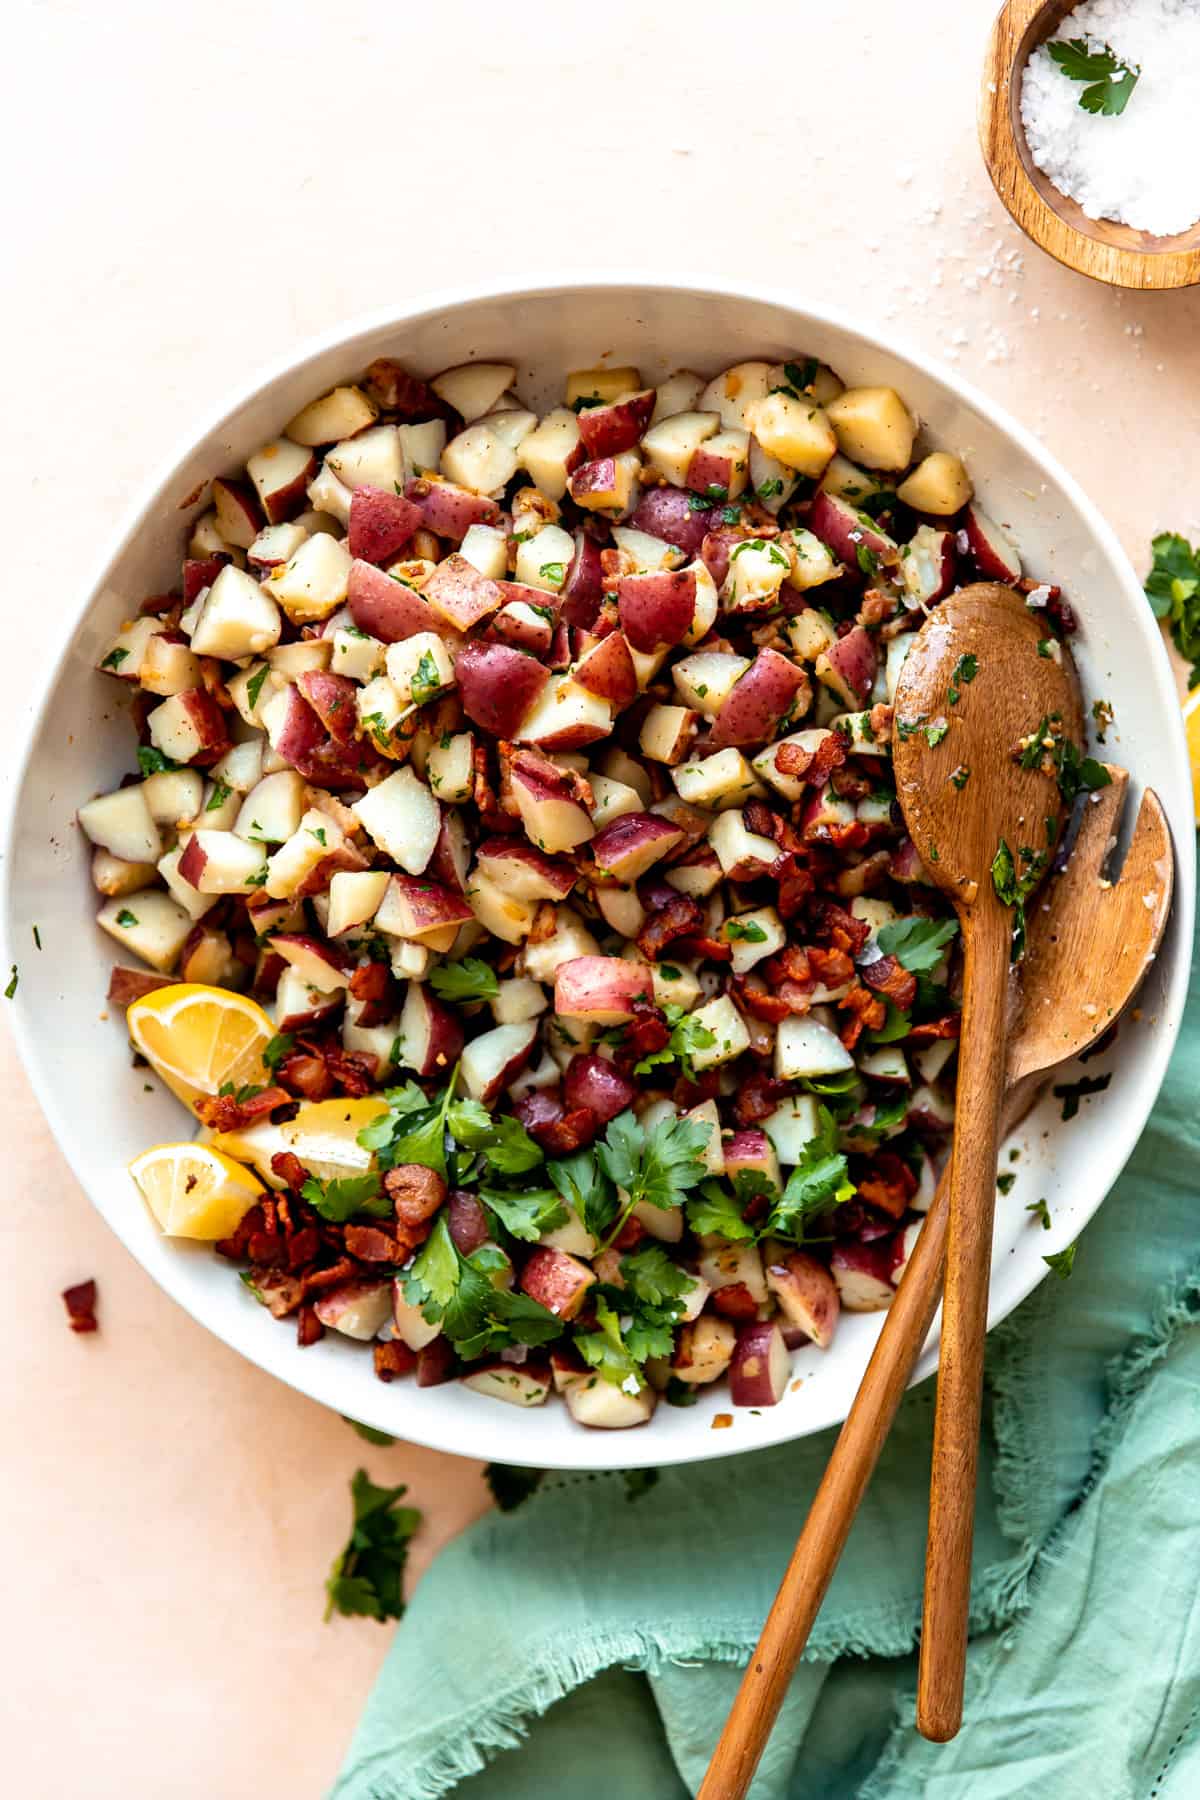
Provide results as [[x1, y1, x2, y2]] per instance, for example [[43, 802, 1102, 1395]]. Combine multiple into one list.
[[1046, 36, 1139, 117], [325, 1470, 421, 1623]]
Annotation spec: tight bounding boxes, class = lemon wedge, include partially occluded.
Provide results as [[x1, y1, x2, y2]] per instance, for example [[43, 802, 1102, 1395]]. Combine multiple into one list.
[[129, 1142, 264, 1240], [1184, 687, 1200, 828], [127, 984, 275, 1113]]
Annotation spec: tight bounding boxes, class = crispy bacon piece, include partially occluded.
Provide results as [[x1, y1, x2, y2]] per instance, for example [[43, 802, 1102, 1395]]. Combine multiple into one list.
[[711, 1282, 761, 1320], [669, 934, 733, 964], [374, 1341, 418, 1382], [855, 1152, 917, 1220], [276, 1050, 335, 1102], [62, 1279, 98, 1333], [869, 702, 894, 741], [383, 1164, 447, 1230], [775, 740, 813, 778], [732, 975, 792, 1024], [859, 953, 918, 1013], [859, 589, 897, 628], [776, 859, 816, 920], [193, 1084, 293, 1131], [270, 1150, 309, 1192], [617, 997, 672, 1064], [324, 1046, 378, 1097], [671, 1069, 721, 1110], [809, 731, 849, 785], [838, 983, 887, 1048], [732, 1072, 788, 1127], [637, 893, 703, 961], [296, 1303, 325, 1347], [363, 358, 452, 423], [537, 1106, 600, 1155], [809, 900, 872, 956], [831, 767, 873, 802], [808, 945, 855, 987], [529, 901, 559, 945], [906, 1013, 962, 1043], [743, 799, 778, 840], [345, 1225, 403, 1261]]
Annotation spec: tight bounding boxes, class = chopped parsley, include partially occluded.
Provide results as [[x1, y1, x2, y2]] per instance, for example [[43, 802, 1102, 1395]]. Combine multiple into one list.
[[594, 1109, 713, 1250], [876, 915, 959, 972], [632, 1003, 717, 1080], [1091, 698, 1114, 742], [206, 779, 233, 813], [448, 1099, 546, 1179], [300, 1172, 390, 1223], [947, 653, 978, 704], [358, 1076, 459, 1179], [325, 1469, 421, 1623], [856, 543, 879, 578], [32, 926, 41, 950], [950, 764, 971, 790], [136, 746, 181, 776], [342, 1418, 397, 1447], [896, 715, 928, 740], [1052, 1072, 1112, 1121], [724, 918, 768, 944], [100, 646, 129, 670], [1043, 1243, 1078, 1280], [925, 718, 950, 748], [410, 649, 442, 707], [996, 1172, 1016, 1195], [262, 1031, 295, 1071], [538, 562, 566, 585], [403, 1214, 562, 1359], [115, 908, 139, 928], [1026, 1197, 1052, 1229], [784, 357, 819, 393], [3, 965, 17, 999], [245, 664, 270, 710]]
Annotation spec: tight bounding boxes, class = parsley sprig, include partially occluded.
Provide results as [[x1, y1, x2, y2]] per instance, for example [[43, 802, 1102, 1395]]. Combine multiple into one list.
[[325, 1470, 421, 1623], [403, 1215, 562, 1359], [1046, 36, 1139, 117], [633, 1004, 717, 1079], [429, 958, 499, 1005], [594, 1109, 713, 1250], [1145, 532, 1200, 688]]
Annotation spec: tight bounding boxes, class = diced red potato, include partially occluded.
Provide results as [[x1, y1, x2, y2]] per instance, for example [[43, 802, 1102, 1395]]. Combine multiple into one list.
[[563, 1377, 656, 1429], [406, 476, 499, 543], [245, 439, 318, 524], [189, 564, 281, 661], [268, 932, 353, 992], [807, 488, 898, 569], [573, 631, 639, 707], [313, 1280, 392, 1340], [616, 569, 698, 653], [747, 392, 837, 478], [460, 1363, 551, 1407], [897, 451, 972, 515], [488, 602, 554, 656], [351, 767, 440, 876], [449, 1191, 490, 1256], [272, 965, 343, 1031], [347, 485, 423, 564], [729, 1322, 791, 1407], [515, 675, 612, 753], [177, 830, 267, 896], [765, 1252, 840, 1348], [707, 650, 808, 750], [394, 980, 464, 1079], [639, 704, 699, 766], [79, 787, 162, 866], [721, 1129, 781, 1192], [456, 641, 550, 740], [671, 1314, 737, 1385], [595, 884, 647, 938], [563, 1053, 636, 1124], [374, 874, 474, 942], [577, 388, 655, 458], [560, 532, 605, 629], [139, 633, 205, 697], [520, 1246, 596, 1320], [554, 956, 653, 1026], [831, 1240, 897, 1312], [589, 812, 683, 882], [415, 1337, 457, 1387], [825, 387, 915, 471], [430, 361, 515, 421], [890, 1219, 924, 1287], [285, 384, 378, 446], [963, 503, 1022, 582], [476, 838, 576, 902], [459, 1020, 539, 1105], [566, 365, 641, 407], [775, 1014, 855, 1081], [697, 1238, 768, 1305], [900, 525, 957, 607], [97, 890, 193, 972], [93, 848, 159, 898], [519, 408, 584, 500], [699, 361, 772, 429], [508, 750, 596, 854], [568, 451, 640, 515], [629, 485, 713, 558], [422, 553, 502, 633], [686, 428, 750, 500], [814, 626, 878, 709], [146, 688, 231, 767]]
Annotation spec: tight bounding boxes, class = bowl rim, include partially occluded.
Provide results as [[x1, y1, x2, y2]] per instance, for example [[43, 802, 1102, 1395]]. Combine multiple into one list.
[[3, 272, 1193, 1469]]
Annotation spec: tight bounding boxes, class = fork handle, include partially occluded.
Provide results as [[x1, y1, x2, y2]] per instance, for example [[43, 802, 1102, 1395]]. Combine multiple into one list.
[[697, 1162, 951, 1800]]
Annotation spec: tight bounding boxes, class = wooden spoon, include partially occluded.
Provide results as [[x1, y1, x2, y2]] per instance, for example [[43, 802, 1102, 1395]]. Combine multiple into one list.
[[891, 583, 1083, 1742], [698, 764, 1172, 1800]]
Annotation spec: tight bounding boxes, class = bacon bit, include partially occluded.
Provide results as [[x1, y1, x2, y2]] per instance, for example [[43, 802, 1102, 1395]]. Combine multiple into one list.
[[286, 1225, 321, 1270], [476, 742, 516, 828], [869, 702, 894, 741], [324, 1046, 379, 1097], [269, 1150, 309, 1191], [858, 953, 918, 1013], [732, 976, 793, 1024], [838, 984, 887, 1048], [856, 1151, 917, 1220], [537, 1106, 600, 1155], [196, 657, 233, 708], [383, 1164, 446, 1229], [345, 1225, 403, 1262], [732, 1071, 788, 1126], [810, 901, 872, 956], [712, 1412, 733, 1430], [348, 959, 395, 1024], [671, 1069, 721, 1110], [374, 1341, 418, 1382], [62, 1279, 98, 1333], [830, 767, 873, 802], [810, 732, 849, 785], [253, 1269, 306, 1318], [808, 945, 855, 987], [670, 933, 733, 964], [106, 965, 174, 1008], [827, 819, 870, 853], [835, 849, 893, 899], [711, 1282, 760, 1320], [276, 1050, 335, 1102], [193, 1084, 292, 1131], [363, 359, 446, 421], [637, 893, 703, 961], [296, 1303, 325, 1347], [743, 799, 778, 840], [906, 1013, 962, 1043], [776, 862, 816, 920], [775, 740, 813, 778], [859, 588, 898, 628], [618, 997, 672, 1062], [528, 901, 559, 945]]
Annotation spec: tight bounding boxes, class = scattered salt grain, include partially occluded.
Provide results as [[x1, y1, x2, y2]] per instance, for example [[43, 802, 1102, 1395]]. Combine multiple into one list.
[[1021, 0, 1200, 235], [1026, 584, 1054, 608]]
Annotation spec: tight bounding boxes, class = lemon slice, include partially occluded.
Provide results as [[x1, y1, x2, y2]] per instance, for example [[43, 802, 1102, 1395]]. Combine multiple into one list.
[[128, 984, 275, 1113], [129, 1142, 264, 1240], [279, 1096, 389, 1182], [1184, 688, 1200, 827]]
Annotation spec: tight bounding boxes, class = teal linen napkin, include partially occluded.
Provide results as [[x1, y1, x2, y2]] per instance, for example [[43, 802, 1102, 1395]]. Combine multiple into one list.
[[335, 919, 1200, 1800]]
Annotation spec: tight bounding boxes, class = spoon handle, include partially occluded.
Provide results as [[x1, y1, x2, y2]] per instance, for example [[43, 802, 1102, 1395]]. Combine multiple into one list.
[[697, 1171, 951, 1800], [917, 913, 1012, 1741]]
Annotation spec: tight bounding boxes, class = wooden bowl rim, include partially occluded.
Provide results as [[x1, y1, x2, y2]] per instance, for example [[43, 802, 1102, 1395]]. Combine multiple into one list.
[[980, 0, 1200, 290]]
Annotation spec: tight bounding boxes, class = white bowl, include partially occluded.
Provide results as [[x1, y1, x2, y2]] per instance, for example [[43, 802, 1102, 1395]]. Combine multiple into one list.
[[3, 277, 1192, 1470]]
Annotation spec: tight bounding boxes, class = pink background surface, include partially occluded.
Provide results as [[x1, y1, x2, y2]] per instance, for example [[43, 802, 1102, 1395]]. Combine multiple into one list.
[[3, 1, 1198, 1793]]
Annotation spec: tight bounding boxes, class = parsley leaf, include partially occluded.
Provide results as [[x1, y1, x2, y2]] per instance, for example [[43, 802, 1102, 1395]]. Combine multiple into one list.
[[1026, 1197, 1052, 1229], [596, 1110, 711, 1248], [447, 1100, 544, 1175], [633, 1004, 717, 1079], [1047, 36, 1139, 116], [301, 1172, 391, 1223], [875, 916, 960, 973], [575, 1296, 645, 1390], [619, 1244, 695, 1310], [404, 1216, 562, 1357], [262, 1031, 295, 1071], [1052, 1072, 1112, 1121], [1043, 1243, 1078, 1280], [4, 965, 17, 1000], [725, 918, 768, 944], [205, 779, 232, 813], [342, 1418, 397, 1446], [479, 1185, 569, 1243], [430, 958, 499, 1004], [324, 1470, 421, 1623], [767, 1107, 854, 1238], [410, 648, 442, 707], [686, 1180, 759, 1241], [547, 1148, 619, 1243], [538, 561, 566, 585], [136, 746, 181, 776], [484, 1464, 546, 1512], [358, 1076, 457, 1178], [100, 646, 129, 670], [245, 664, 270, 710]]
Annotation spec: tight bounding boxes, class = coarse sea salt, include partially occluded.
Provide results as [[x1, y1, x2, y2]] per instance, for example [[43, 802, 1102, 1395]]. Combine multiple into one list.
[[1021, 0, 1200, 235]]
